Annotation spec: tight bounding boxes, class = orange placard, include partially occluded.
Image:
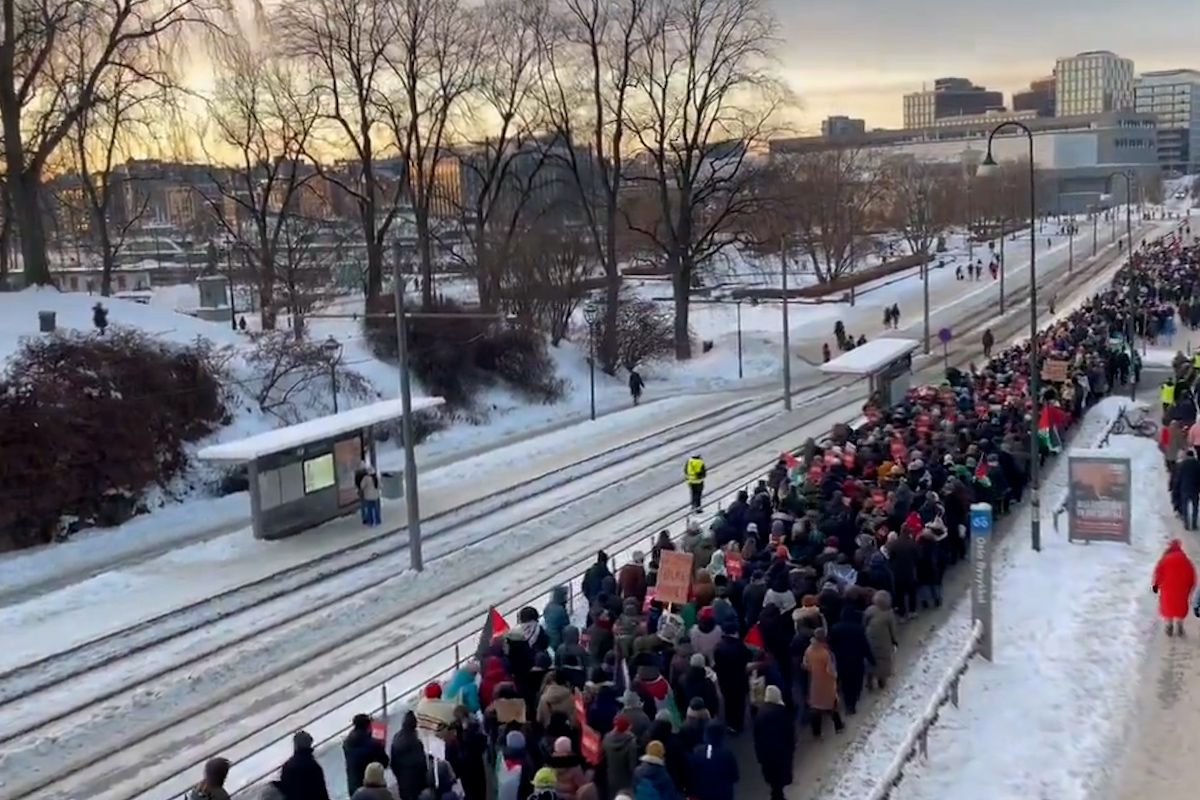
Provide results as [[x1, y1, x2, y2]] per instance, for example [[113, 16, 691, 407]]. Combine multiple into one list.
[[725, 552, 744, 581], [370, 719, 387, 742], [655, 550, 694, 606]]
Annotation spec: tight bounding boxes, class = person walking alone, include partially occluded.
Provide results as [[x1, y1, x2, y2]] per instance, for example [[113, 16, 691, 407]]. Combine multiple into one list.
[[1177, 449, 1200, 530], [629, 368, 645, 406], [981, 328, 994, 359], [685, 454, 707, 512], [1154, 539, 1197, 637], [357, 464, 382, 527]]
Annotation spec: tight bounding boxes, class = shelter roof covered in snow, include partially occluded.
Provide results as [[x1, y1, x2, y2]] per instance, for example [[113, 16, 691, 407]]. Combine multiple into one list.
[[198, 397, 444, 462], [819, 337, 919, 375]]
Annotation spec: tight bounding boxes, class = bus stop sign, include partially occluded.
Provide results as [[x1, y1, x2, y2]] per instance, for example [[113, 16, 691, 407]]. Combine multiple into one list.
[[938, 327, 953, 344]]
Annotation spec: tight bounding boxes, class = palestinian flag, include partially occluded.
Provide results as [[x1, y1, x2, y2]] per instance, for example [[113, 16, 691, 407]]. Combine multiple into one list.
[[476, 607, 509, 656], [744, 623, 764, 649], [1038, 405, 1067, 454]]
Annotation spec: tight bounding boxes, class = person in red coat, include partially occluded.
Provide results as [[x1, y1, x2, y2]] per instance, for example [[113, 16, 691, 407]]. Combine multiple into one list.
[[1153, 539, 1197, 637]]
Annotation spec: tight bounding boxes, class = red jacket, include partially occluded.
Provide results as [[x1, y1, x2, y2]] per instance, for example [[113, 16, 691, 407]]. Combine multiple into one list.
[[1153, 540, 1197, 619]]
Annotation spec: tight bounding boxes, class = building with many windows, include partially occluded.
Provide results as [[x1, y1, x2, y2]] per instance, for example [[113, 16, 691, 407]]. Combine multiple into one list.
[[1135, 69, 1200, 173], [821, 115, 866, 138], [902, 77, 1004, 128], [1055, 51, 1135, 116], [1013, 77, 1057, 118]]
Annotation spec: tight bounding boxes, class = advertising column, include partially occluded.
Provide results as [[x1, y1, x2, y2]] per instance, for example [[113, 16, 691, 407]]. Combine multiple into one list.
[[970, 502, 994, 661]]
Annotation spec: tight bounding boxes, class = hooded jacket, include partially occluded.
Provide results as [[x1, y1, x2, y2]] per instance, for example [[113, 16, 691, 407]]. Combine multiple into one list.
[[544, 586, 571, 650], [601, 728, 639, 796], [554, 626, 590, 689], [686, 722, 739, 800]]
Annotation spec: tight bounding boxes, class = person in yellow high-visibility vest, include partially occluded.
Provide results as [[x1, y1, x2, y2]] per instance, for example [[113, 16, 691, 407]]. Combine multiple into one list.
[[1162, 380, 1176, 419], [685, 454, 707, 511]]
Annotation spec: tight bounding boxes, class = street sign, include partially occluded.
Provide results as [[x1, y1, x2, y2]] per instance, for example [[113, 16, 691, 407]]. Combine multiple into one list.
[[969, 502, 994, 661], [938, 327, 953, 344]]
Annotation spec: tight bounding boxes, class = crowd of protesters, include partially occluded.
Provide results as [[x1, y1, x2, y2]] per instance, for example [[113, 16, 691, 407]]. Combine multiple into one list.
[[185, 223, 1198, 800]]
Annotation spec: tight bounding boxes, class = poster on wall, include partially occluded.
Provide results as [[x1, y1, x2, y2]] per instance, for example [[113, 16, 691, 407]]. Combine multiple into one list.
[[1067, 454, 1132, 544], [334, 437, 363, 507]]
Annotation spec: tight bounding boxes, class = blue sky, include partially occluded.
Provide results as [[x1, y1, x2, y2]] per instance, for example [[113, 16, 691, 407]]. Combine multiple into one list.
[[772, 0, 1200, 130]]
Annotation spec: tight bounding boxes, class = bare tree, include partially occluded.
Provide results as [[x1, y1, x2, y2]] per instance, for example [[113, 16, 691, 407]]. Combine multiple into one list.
[[775, 146, 887, 284], [885, 159, 960, 256], [0, 0, 204, 286], [625, 0, 785, 359], [537, 0, 648, 372], [444, 0, 545, 311], [273, 213, 345, 338], [238, 330, 372, 423], [202, 32, 321, 330], [384, 0, 480, 309], [501, 227, 594, 344], [276, 0, 402, 303]]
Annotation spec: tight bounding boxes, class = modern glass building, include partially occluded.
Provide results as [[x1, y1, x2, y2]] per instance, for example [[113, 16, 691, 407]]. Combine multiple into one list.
[[1135, 69, 1200, 173], [1055, 51, 1135, 117]]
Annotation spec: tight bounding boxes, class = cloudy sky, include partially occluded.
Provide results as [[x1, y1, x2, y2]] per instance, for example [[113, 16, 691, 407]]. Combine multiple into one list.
[[772, 0, 1200, 131]]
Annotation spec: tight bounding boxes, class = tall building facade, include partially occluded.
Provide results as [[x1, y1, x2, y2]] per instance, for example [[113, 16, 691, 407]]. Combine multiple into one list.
[[1055, 50, 1135, 116], [1013, 77, 1056, 118], [821, 115, 866, 138], [1136, 69, 1200, 172], [903, 78, 1004, 128]]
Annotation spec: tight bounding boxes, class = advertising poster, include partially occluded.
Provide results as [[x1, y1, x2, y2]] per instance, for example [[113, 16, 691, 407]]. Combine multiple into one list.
[[334, 437, 363, 507], [1067, 455, 1132, 544]]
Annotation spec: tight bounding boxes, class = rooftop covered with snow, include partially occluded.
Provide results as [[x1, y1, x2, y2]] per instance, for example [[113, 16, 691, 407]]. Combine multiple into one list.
[[198, 397, 444, 462], [819, 337, 919, 376]]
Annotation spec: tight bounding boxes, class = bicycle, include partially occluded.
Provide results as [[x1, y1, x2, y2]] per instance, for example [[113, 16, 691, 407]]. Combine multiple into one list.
[[1110, 405, 1159, 438]]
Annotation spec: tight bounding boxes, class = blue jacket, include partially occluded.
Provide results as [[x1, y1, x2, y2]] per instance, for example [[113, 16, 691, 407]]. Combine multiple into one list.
[[686, 722, 739, 800], [544, 586, 570, 650], [444, 668, 481, 715], [634, 759, 681, 800]]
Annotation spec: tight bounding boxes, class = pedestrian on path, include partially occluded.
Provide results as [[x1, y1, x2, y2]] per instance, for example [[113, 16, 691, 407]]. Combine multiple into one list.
[[685, 454, 707, 511], [1153, 539, 1197, 637], [629, 369, 645, 406]]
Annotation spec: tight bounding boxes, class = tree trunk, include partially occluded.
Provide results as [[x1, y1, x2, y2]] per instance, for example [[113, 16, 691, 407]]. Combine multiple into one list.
[[259, 250, 277, 330], [600, 200, 620, 375], [415, 206, 434, 310], [671, 254, 691, 360], [362, 202, 383, 301], [10, 171, 52, 286]]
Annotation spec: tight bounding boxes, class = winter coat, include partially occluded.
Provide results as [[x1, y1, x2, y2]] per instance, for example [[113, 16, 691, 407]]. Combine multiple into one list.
[[1154, 540, 1197, 619], [1180, 456, 1200, 498], [600, 730, 638, 797], [188, 787, 230, 800], [619, 563, 648, 604], [344, 727, 390, 796], [690, 618, 722, 661], [389, 728, 428, 800], [359, 472, 381, 502], [676, 665, 720, 718], [741, 581, 767, 628], [545, 754, 589, 800], [686, 722, 739, 800], [350, 788, 395, 800], [829, 607, 874, 680], [712, 634, 752, 728], [257, 783, 286, 800], [864, 606, 899, 679], [279, 749, 331, 800], [555, 627, 591, 690], [802, 640, 838, 711], [444, 668, 482, 715], [544, 586, 571, 651], [583, 562, 613, 604], [633, 758, 680, 800], [587, 681, 622, 735], [537, 682, 575, 728], [752, 701, 795, 788]]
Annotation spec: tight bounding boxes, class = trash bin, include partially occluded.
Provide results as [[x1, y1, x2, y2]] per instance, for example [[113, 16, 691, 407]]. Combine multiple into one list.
[[380, 470, 404, 500], [38, 311, 56, 333]]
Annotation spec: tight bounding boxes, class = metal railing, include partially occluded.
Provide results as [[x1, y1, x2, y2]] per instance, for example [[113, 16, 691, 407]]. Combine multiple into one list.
[[865, 619, 985, 800]]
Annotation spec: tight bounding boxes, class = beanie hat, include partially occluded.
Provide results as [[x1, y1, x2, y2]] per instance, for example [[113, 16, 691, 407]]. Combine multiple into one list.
[[505, 730, 526, 751], [518, 606, 539, 623], [363, 762, 387, 787], [613, 713, 632, 732], [689, 653, 707, 668], [533, 767, 558, 789], [554, 736, 573, 756], [643, 740, 666, 761], [423, 682, 442, 699], [764, 685, 784, 706]]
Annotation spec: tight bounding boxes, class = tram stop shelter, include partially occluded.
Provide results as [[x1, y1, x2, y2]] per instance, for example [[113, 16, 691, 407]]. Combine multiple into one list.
[[820, 337, 919, 407], [198, 397, 443, 540]]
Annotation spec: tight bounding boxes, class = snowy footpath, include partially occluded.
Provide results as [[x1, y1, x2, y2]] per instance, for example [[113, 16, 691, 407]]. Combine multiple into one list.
[[821, 397, 1174, 800]]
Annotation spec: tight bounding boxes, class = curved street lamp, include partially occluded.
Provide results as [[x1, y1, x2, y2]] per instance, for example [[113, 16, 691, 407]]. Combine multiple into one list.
[[1103, 170, 1137, 400], [323, 335, 343, 413], [583, 302, 600, 421], [978, 120, 1041, 553]]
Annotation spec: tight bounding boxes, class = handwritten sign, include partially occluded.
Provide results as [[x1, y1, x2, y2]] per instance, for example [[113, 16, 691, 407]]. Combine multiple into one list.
[[1041, 359, 1069, 383], [655, 550, 694, 605]]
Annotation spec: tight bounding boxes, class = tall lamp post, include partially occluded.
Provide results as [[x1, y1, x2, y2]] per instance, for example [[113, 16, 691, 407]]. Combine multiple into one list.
[[979, 120, 1041, 553], [584, 302, 599, 421], [323, 336, 343, 413], [780, 238, 793, 412], [1103, 170, 1137, 400], [392, 264, 424, 571], [918, 189, 931, 355]]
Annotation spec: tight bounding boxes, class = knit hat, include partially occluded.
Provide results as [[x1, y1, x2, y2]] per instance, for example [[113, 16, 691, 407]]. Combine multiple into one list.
[[689, 653, 707, 668], [505, 730, 526, 751], [533, 767, 558, 789], [746, 522, 758, 533], [423, 682, 442, 699], [632, 550, 645, 563], [554, 736, 573, 756], [642, 740, 666, 762], [363, 762, 387, 787], [613, 713, 632, 732], [764, 685, 784, 706], [622, 690, 642, 709]]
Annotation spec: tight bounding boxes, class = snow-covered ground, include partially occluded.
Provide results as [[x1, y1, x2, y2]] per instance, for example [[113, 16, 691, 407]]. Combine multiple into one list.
[[822, 398, 1172, 800]]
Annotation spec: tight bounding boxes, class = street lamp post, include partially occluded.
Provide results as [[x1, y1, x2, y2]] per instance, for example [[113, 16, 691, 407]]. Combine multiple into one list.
[[735, 299, 744, 379], [780, 238, 793, 412], [584, 302, 599, 421], [392, 263, 424, 571], [979, 120, 1041, 553], [918, 190, 931, 355], [323, 336, 343, 413], [1104, 171, 1137, 400]]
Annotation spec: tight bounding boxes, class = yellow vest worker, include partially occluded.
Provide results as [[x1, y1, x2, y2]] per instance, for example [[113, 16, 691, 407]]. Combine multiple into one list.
[[1192, 352, 1200, 370], [685, 455, 707, 511], [1161, 381, 1175, 407]]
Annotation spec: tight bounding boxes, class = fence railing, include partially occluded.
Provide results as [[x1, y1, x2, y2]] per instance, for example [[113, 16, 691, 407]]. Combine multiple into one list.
[[865, 619, 985, 800]]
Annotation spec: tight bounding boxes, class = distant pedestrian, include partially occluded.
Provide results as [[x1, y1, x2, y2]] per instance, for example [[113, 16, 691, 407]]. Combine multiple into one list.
[[629, 369, 645, 405], [802, 629, 844, 737], [344, 714, 389, 795], [685, 454, 707, 511], [187, 757, 231, 800], [822, 342, 831, 363], [358, 464, 382, 526], [752, 686, 794, 800], [981, 328, 994, 358], [389, 712, 428, 800], [279, 732, 331, 800], [889, 304, 900, 329]]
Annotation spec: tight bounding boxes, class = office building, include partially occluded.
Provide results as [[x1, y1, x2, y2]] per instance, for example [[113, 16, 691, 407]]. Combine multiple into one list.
[[771, 111, 1160, 214], [821, 115, 866, 138], [1013, 77, 1056, 118], [1136, 69, 1200, 172], [903, 77, 1004, 128], [1055, 50, 1135, 116]]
